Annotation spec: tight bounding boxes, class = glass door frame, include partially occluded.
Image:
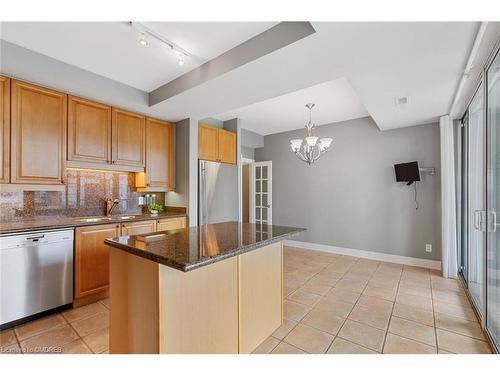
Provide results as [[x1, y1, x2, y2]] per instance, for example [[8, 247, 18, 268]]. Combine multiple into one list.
[[458, 79, 487, 320], [485, 41, 500, 352], [459, 111, 469, 284], [457, 38, 500, 353]]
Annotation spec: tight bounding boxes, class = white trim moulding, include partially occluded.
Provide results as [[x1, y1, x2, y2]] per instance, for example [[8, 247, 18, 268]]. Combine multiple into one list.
[[284, 239, 442, 270]]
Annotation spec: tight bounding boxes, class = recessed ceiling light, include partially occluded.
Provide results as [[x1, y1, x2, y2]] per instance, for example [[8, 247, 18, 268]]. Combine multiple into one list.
[[139, 32, 148, 46], [395, 96, 409, 106]]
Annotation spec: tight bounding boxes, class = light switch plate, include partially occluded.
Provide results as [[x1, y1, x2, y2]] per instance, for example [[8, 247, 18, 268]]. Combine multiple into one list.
[[425, 244, 432, 253]]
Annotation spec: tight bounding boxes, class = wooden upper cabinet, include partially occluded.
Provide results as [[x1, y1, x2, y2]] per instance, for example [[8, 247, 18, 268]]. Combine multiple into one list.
[[11, 80, 67, 185], [75, 223, 120, 301], [218, 128, 236, 164], [145, 118, 175, 190], [68, 96, 111, 164], [198, 124, 219, 162], [198, 123, 236, 164], [0, 76, 10, 184], [112, 108, 145, 167]]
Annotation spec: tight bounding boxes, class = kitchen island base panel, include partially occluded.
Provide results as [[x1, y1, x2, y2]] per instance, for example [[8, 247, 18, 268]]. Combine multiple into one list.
[[109, 248, 160, 354], [108, 241, 283, 354], [160, 256, 239, 354], [239, 241, 283, 354]]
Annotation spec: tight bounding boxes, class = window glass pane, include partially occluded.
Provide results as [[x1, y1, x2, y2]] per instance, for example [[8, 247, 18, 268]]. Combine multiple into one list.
[[262, 207, 268, 221], [262, 166, 268, 179], [256, 194, 261, 206], [256, 166, 261, 179], [256, 207, 261, 220], [262, 180, 268, 193], [256, 180, 261, 193], [262, 194, 268, 207]]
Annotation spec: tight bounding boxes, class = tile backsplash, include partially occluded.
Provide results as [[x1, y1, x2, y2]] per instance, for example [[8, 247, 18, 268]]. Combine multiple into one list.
[[0, 169, 165, 221]]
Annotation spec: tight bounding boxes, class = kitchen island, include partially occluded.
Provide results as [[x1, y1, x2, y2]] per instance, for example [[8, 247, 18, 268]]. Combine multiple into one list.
[[104, 221, 304, 354]]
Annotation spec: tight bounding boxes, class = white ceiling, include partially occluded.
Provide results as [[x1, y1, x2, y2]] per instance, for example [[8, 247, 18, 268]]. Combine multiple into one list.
[[153, 22, 478, 131], [0, 22, 276, 91], [216, 78, 369, 135], [0, 22, 480, 131]]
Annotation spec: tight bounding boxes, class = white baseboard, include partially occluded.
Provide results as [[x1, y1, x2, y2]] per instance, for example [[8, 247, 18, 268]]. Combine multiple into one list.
[[284, 240, 442, 270]]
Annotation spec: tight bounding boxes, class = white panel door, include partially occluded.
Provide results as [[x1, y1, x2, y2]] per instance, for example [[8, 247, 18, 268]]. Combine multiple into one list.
[[249, 161, 272, 225]]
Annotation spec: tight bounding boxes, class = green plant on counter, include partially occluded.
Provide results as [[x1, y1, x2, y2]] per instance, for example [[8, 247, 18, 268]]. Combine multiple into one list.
[[148, 203, 164, 213]]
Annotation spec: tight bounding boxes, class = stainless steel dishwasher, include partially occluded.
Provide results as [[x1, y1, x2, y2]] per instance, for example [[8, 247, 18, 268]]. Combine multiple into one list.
[[0, 229, 74, 327]]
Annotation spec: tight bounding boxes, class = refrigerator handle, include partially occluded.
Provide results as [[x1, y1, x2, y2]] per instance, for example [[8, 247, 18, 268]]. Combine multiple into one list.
[[200, 161, 206, 226]]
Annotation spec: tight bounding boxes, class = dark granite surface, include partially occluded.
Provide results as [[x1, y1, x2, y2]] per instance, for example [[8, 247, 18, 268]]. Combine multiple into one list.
[[0, 212, 187, 235], [104, 221, 305, 272]]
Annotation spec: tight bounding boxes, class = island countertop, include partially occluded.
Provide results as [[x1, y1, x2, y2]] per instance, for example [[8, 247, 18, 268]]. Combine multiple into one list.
[[104, 221, 304, 272]]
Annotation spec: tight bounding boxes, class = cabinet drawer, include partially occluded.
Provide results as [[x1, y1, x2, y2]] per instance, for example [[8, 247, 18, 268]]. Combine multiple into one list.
[[121, 220, 156, 236], [156, 217, 187, 231]]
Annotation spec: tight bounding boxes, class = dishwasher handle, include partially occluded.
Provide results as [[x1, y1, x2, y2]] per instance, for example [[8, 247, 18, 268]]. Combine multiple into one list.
[[26, 234, 45, 241]]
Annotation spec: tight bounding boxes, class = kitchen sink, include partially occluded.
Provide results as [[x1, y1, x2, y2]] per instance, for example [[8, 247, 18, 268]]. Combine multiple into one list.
[[74, 217, 110, 223], [74, 215, 139, 223]]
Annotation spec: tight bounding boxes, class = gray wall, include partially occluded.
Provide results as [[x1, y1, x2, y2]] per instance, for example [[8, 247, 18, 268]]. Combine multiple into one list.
[[242, 146, 255, 160], [255, 117, 442, 261], [166, 119, 190, 209], [199, 117, 224, 128], [166, 118, 199, 226], [241, 128, 265, 149], [223, 118, 242, 222], [240, 128, 265, 160]]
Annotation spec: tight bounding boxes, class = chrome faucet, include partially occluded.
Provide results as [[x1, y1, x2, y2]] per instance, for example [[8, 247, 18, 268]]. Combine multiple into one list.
[[106, 199, 120, 217]]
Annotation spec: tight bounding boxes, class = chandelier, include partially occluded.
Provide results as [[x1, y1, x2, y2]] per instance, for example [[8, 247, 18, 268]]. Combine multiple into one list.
[[289, 104, 333, 165]]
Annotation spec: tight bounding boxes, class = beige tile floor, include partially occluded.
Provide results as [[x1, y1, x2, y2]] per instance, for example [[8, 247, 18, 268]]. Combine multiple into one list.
[[0, 299, 110, 354], [254, 247, 493, 354], [0, 246, 494, 354]]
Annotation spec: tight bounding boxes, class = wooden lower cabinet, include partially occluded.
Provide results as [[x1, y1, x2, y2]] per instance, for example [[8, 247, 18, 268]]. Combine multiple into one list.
[[156, 217, 186, 231], [74, 217, 187, 306], [121, 220, 156, 236], [74, 223, 120, 305]]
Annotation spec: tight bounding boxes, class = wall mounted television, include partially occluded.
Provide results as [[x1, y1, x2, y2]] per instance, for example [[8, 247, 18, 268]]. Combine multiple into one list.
[[394, 161, 420, 185]]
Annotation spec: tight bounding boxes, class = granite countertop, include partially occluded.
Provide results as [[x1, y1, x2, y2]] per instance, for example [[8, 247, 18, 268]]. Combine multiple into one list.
[[0, 212, 187, 235], [104, 221, 305, 272]]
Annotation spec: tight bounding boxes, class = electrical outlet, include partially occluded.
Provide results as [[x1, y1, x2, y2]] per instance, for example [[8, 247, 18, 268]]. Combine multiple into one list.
[[425, 244, 432, 253], [138, 196, 145, 205]]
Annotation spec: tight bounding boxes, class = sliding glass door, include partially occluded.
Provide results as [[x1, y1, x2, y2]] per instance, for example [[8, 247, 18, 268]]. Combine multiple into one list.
[[468, 85, 485, 312], [487, 48, 500, 351]]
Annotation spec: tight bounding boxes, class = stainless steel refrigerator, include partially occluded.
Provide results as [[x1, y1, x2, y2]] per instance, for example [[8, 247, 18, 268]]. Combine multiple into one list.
[[198, 160, 239, 225]]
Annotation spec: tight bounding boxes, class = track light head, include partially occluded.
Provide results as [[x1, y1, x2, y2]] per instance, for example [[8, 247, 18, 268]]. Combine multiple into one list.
[[139, 32, 148, 46]]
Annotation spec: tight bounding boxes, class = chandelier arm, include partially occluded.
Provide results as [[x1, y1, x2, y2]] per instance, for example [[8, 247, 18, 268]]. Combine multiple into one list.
[[294, 150, 308, 163], [313, 147, 324, 162]]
